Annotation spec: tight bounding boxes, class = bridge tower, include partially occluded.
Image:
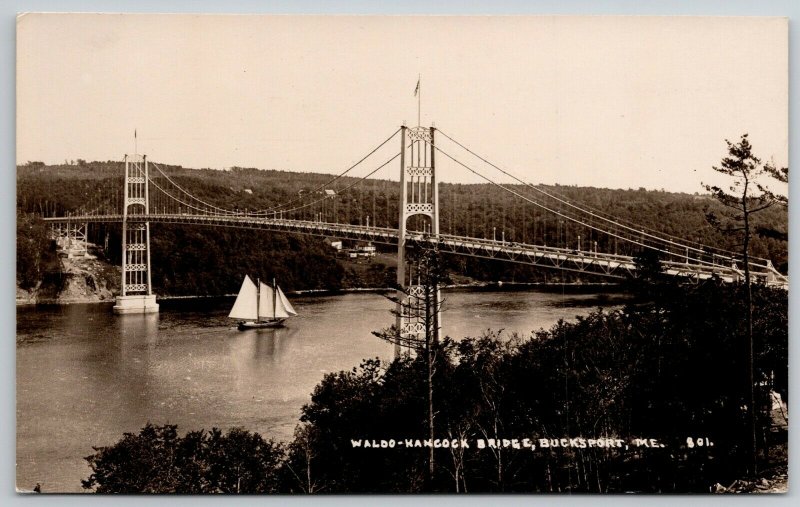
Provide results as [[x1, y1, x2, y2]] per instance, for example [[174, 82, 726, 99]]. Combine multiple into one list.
[[113, 154, 159, 314], [395, 125, 440, 357]]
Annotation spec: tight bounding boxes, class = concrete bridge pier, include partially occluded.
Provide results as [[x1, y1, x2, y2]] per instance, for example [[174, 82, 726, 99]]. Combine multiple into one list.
[[113, 294, 159, 314]]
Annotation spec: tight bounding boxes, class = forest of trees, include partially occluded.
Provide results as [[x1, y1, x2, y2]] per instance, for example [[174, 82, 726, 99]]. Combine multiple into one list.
[[81, 276, 788, 493], [16, 159, 788, 295], [16, 213, 52, 290]]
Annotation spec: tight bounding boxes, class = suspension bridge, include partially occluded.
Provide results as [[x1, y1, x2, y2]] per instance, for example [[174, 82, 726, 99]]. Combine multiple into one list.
[[39, 125, 788, 352]]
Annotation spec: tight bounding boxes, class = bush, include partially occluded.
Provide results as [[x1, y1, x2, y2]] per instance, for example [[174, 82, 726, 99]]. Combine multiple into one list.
[[82, 424, 284, 493]]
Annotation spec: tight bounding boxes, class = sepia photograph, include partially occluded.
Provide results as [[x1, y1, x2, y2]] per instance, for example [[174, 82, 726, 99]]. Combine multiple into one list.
[[15, 12, 788, 494]]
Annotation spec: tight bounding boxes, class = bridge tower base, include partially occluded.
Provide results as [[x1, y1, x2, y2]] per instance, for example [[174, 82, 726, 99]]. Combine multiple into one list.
[[113, 294, 159, 315], [114, 154, 159, 315]]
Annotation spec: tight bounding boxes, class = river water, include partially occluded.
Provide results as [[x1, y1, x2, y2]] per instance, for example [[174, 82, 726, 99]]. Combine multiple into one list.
[[16, 287, 624, 492]]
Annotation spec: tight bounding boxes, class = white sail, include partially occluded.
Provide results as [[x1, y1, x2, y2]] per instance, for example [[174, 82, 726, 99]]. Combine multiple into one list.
[[266, 283, 291, 319], [276, 286, 298, 316], [258, 282, 276, 320], [229, 275, 258, 320]]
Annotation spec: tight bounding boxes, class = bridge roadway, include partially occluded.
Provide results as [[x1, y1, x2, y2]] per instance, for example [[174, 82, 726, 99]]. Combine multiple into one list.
[[44, 213, 788, 287]]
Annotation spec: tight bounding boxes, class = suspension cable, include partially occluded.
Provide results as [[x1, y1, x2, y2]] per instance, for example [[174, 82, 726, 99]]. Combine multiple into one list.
[[273, 153, 401, 217], [432, 143, 748, 270], [145, 171, 227, 215], [146, 127, 401, 217], [248, 127, 402, 215], [149, 161, 234, 214], [436, 129, 745, 260]]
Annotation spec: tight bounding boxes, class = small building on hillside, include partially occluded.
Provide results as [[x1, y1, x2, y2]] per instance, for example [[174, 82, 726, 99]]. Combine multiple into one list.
[[353, 242, 376, 257], [324, 237, 343, 251]]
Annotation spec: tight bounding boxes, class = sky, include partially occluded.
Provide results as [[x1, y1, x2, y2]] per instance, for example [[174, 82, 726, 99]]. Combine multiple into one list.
[[16, 14, 788, 193]]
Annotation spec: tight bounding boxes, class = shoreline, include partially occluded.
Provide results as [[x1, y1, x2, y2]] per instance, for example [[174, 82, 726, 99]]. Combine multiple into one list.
[[17, 281, 624, 307]]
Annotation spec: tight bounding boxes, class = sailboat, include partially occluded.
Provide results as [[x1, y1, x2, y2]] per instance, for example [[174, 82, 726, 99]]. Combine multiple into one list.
[[229, 275, 298, 330]]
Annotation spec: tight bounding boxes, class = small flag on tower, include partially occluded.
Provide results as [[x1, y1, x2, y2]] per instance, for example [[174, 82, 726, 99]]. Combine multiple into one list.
[[414, 78, 420, 97]]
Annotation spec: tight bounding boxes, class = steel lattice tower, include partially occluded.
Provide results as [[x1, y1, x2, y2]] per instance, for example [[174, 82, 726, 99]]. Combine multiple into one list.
[[395, 125, 440, 357], [113, 154, 159, 314]]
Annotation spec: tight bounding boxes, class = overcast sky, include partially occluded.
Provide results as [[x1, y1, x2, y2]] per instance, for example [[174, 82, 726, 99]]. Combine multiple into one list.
[[17, 14, 787, 193]]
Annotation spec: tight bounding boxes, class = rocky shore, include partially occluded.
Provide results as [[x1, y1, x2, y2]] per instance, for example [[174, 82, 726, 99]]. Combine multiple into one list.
[[16, 251, 120, 305]]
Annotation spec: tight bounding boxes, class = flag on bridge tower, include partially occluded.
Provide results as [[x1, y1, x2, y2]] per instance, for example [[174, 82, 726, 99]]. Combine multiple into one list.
[[414, 75, 421, 126]]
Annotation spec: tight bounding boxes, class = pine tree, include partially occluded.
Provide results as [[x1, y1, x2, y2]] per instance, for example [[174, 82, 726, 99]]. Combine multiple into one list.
[[703, 133, 787, 476]]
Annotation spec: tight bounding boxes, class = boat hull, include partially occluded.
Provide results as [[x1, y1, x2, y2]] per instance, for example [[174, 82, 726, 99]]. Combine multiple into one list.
[[237, 319, 286, 330]]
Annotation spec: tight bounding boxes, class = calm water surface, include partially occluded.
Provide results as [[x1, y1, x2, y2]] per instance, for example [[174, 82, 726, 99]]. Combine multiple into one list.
[[16, 288, 624, 492]]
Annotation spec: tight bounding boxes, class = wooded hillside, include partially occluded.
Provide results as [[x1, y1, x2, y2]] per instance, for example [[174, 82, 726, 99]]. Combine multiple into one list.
[[17, 161, 788, 295]]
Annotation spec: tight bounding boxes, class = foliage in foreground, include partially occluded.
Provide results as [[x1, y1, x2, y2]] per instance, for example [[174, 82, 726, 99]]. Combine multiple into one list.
[[82, 425, 284, 493], [83, 281, 787, 493], [284, 282, 786, 493]]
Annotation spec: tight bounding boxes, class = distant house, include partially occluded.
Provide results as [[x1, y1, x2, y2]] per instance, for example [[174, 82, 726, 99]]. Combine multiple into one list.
[[353, 242, 376, 257], [324, 189, 336, 197], [324, 237, 343, 251], [331, 240, 376, 259], [243, 188, 253, 195]]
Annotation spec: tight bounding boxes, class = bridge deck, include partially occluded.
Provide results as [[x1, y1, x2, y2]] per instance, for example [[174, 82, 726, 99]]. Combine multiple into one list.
[[44, 213, 788, 288]]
